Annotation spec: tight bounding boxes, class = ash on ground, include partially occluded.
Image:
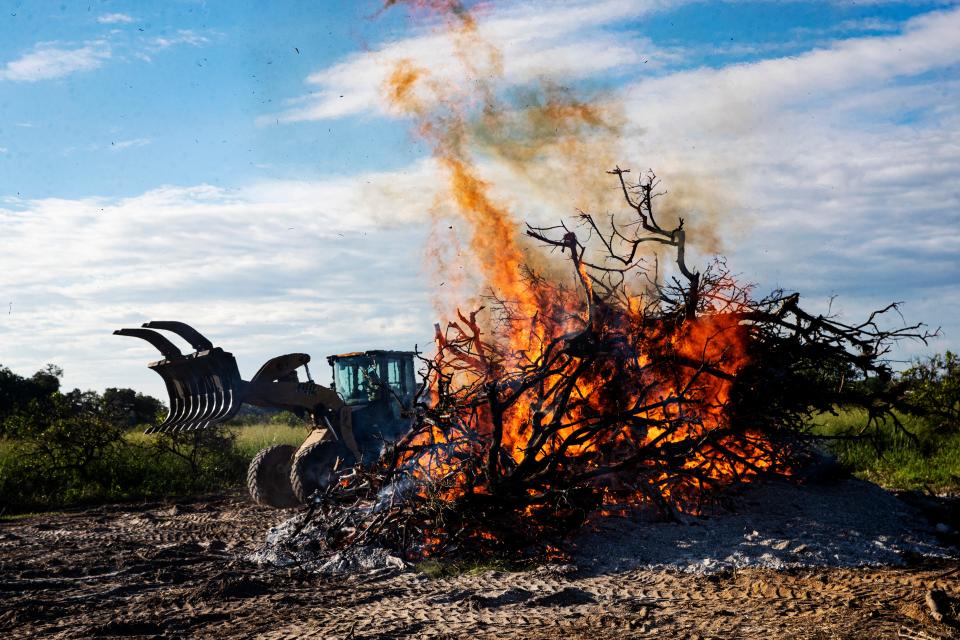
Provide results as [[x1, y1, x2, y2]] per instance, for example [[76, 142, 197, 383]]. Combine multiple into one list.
[[575, 477, 955, 576], [249, 477, 955, 576], [247, 515, 407, 575]]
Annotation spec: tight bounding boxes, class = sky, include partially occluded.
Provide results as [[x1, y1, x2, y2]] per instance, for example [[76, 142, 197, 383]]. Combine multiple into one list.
[[1, 0, 958, 400]]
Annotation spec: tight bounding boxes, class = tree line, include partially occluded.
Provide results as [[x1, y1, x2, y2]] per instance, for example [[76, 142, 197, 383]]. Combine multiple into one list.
[[0, 363, 245, 512]]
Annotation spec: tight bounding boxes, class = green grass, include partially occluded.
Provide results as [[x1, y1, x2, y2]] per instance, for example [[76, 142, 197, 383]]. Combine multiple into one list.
[[810, 408, 960, 492], [231, 423, 307, 457], [121, 422, 306, 456], [3, 412, 957, 514], [0, 423, 309, 514]]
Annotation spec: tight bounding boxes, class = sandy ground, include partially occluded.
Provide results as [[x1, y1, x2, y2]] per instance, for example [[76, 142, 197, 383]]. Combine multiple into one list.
[[1, 489, 959, 639]]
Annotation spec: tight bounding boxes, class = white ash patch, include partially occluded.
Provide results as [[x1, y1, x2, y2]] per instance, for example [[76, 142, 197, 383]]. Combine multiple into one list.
[[573, 477, 954, 575], [247, 514, 407, 575], [248, 477, 953, 576]]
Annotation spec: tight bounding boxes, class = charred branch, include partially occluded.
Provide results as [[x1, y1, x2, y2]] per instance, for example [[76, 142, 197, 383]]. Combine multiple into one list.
[[296, 166, 932, 561]]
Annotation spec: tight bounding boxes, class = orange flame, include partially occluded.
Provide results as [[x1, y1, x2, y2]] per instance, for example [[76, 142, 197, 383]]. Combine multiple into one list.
[[381, 1, 783, 522]]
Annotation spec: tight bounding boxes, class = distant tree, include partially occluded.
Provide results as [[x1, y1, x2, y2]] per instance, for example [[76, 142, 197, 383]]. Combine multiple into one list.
[[0, 363, 62, 432], [101, 387, 165, 427], [4, 388, 127, 487], [901, 351, 960, 431]]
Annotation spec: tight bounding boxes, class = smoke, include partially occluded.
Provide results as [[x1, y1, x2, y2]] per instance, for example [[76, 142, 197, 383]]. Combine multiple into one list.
[[379, 0, 734, 325]]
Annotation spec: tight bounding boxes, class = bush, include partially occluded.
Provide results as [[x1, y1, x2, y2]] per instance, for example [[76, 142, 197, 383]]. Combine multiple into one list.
[[0, 364, 61, 435], [0, 363, 249, 512], [152, 426, 247, 486], [1, 390, 129, 509], [900, 351, 959, 431], [812, 408, 960, 491]]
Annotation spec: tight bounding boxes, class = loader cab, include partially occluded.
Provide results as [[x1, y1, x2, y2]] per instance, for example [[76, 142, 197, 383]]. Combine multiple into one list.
[[327, 350, 418, 408], [327, 350, 418, 464]]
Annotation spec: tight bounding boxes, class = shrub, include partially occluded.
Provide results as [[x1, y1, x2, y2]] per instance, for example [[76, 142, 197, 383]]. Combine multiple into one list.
[[1, 390, 129, 509], [901, 351, 960, 432], [151, 425, 247, 486]]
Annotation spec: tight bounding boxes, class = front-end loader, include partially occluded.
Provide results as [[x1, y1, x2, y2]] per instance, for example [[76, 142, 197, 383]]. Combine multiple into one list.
[[115, 321, 418, 508]]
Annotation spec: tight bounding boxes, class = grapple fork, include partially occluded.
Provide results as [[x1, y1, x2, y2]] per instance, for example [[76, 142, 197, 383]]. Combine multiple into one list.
[[114, 321, 348, 437], [114, 322, 245, 433]]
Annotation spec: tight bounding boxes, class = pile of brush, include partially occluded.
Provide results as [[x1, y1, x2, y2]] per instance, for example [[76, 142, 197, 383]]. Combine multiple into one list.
[[296, 168, 931, 560]]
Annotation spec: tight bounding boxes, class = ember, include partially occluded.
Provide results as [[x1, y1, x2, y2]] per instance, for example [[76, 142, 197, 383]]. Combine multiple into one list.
[[286, 0, 933, 560], [297, 165, 930, 560]]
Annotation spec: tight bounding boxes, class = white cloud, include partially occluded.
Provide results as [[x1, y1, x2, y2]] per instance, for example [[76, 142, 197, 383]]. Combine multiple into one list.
[[622, 7, 960, 137], [133, 29, 212, 63], [149, 30, 210, 50], [4, 3, 960, 393], [109, 138, 152, 151], [0, 147, 8, 154], [261, 2, 960, 363], [265, 0, 683, 124], [0, 27, 211, 82], [603, 9, 960, 362], [97, 13, 135, 25], [0, 164, 444, 394], [0, 41, 111, 82]]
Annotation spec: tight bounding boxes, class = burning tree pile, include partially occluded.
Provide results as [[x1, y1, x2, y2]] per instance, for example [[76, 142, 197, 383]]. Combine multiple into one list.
[[294, 167, 931, 561]]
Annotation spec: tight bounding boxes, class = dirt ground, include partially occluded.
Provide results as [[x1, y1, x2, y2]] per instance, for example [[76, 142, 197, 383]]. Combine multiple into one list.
[[1, 492, 958, 640]]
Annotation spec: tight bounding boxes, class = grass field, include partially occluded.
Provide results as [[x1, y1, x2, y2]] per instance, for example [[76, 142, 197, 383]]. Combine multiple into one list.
[[231, 423, 307, 457], [122, 422, 306, 457], [809, 408, 960, 492], [1, 412, 957, 517], [0, 422, 308, 516]]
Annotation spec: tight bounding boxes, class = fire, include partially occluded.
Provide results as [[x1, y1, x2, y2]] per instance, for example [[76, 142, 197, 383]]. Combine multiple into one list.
[[377, 0, 786, 544]]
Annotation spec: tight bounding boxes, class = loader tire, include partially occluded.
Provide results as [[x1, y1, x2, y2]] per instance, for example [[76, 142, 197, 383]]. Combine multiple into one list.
[[290, 440, 354, 503], [247, 444, 300, 508]]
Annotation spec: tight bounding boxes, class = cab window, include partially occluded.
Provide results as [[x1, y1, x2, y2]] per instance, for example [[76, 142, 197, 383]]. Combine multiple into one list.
[[333, 356, 378, 405]]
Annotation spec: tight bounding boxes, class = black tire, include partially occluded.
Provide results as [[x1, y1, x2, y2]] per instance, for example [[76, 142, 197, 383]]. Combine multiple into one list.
[[247, 444, 300, 508], [290, 440, 354, 503]]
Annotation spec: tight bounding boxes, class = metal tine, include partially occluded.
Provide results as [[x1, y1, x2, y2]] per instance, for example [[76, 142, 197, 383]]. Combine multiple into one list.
[[134, 322, 209, 432], [169, 359, 204, 433], [221, 352, 244, 423], [191, 356, 220, 431], [218, 350, 244, 423], [141, 321, 213, 352], [182, 361, 207, 432], [113, 328, 183, 360], [194, 364, 221, 432], [113, 328, 185, 434], [147, 366, 182, 434], [203, 354, 231, 430], [191, 357, 218, 430], [217, 375, 238, 429], [207, 351, 243, 428], [181, 359, 209, 432], [165, 365, 192, 433]]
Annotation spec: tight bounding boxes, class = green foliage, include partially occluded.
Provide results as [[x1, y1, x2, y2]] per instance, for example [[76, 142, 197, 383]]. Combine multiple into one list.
[[3, 352, 954, 513], [0, 363, 62, 434], [152, 426, 247, 482], [231, 422, 306, 458], [0, 363, 254, 512], [2, 389, 129, 506], [225, 405, 303, 427], [805, 351, 960, 494], [100, 387, 165, 428], [811, 407, 960, 491], [0, 421, 305, 514], [900, 351, 960, 431]]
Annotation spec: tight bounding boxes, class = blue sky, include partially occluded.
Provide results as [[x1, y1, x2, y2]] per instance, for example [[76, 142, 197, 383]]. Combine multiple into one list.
[[1, 0, 958, 398]]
